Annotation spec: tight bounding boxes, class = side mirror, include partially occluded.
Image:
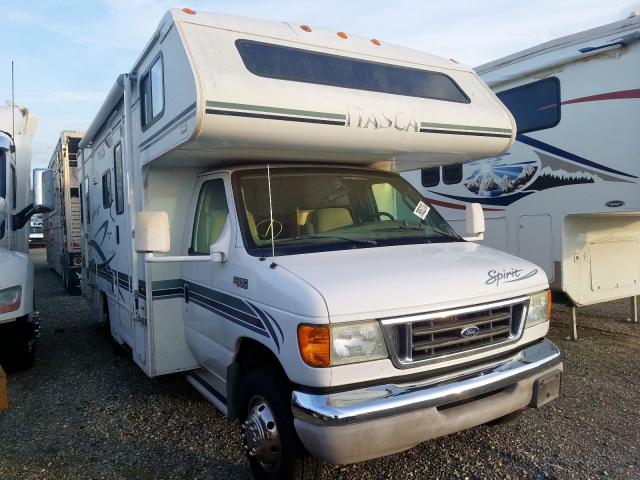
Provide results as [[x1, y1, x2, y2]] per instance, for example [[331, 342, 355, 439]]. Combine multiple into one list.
[[32, 168, 54, 214], [464, 203, 485, 241], [135, 211, 170, 253], [210, 216, 231, 263]]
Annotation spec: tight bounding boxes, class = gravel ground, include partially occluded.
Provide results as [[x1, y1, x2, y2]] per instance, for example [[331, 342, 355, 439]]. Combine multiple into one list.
[[1, 249, 639, 479]]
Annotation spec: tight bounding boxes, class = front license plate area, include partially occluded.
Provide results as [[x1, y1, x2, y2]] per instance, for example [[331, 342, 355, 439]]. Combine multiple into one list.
[[531, 370, 562, 408]]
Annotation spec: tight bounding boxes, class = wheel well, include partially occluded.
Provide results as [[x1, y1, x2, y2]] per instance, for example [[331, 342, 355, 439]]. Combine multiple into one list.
[[227, 338, 288, 419]]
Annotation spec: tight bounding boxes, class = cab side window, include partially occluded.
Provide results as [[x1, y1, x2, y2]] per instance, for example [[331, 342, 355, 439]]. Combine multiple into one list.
[[191, 179, 229, 255]]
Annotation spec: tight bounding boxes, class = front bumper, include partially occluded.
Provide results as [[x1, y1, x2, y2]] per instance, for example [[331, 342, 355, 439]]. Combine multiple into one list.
[[292, 338, 562, 465]]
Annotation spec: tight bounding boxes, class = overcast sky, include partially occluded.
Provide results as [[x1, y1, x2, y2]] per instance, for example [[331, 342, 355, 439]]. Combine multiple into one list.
[[1, 0, 638, 168]]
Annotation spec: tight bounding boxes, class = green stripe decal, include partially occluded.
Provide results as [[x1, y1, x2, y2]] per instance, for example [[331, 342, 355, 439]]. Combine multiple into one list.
[[206, 101, 346, 121], [421, 122, 512, 133]]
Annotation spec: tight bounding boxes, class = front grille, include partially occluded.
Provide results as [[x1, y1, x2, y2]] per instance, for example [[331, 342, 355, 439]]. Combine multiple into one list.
[[382, 297, 528, 368]]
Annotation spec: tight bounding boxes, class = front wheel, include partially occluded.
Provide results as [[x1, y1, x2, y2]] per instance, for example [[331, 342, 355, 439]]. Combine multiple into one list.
[[0, 319, 36, 373], [241, 367, 322, 480]]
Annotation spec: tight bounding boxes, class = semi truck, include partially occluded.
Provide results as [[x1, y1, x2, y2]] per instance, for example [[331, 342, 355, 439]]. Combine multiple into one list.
[[0, 102, 53, 371], [79, 9, 562, 479]]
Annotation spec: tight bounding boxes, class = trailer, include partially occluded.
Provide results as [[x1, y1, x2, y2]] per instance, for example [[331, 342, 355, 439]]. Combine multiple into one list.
[[43, 131, 83, 293], [405, 14, 640, 338], [0, 102, 53, 371], [79, 9, 562, 479]]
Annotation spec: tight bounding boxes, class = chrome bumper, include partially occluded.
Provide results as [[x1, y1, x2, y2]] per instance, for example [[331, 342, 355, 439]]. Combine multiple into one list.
[[292, 339, 561, 464], [293, 338, 560, 426]]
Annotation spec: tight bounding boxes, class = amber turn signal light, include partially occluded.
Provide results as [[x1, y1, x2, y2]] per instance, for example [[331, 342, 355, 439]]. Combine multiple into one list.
[[547, 289, 552, 320], [298, 325, 330, 368]]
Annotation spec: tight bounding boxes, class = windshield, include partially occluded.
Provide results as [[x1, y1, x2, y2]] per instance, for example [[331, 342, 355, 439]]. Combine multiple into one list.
[[30, 225, 43, 234], [233, 167, 461, 256]]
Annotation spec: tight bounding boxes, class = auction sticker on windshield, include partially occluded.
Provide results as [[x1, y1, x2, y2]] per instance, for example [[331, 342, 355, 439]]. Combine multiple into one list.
[[413, 201, 430, 220]]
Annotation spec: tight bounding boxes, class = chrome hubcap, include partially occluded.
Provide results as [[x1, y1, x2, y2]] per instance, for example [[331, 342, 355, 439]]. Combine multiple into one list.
[[241, 396, 281, 471]]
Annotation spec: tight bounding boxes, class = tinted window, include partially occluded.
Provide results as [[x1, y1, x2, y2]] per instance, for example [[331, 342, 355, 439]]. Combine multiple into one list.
[[70, 187, 80, 198], [191, 179, 229, 255], [0, 152, 5, 199], [421, 167, 440, 187], [497, 77, 560, 134], [113, 143, 124, 215], [11, 165, 16, 209], [140, 56, 164, 127], [442, 163, 463, 184], [102, 171, 112, 209], [236, 40, 469, 103]]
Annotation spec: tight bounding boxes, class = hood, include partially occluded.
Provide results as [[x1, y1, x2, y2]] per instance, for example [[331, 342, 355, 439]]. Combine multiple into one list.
[[275, 242, 548, 321], [0, 249, 31, 289]]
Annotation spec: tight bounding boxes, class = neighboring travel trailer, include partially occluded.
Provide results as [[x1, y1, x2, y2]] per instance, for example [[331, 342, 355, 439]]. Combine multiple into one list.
[[43, 131, 83, 292], [79, 9, 562, 479], [28, 216, 44, 248], [0, 102, 53, 371], [405, 14, 640, 338]]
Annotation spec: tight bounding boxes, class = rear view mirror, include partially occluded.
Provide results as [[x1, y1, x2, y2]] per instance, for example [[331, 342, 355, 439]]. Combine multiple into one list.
[[32, 168, 54, 214], [464, 203, 485, 241], [135, 211, 170, 253]]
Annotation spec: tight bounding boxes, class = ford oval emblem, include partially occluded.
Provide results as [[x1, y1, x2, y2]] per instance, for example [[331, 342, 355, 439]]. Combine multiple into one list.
[[460, 326, 480, 338]]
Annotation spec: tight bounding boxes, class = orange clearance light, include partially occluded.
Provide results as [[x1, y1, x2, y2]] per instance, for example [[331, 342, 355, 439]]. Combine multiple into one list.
[[547, 289, 553, 320], [182, 7, 196, 15], [371, 38, 381, 46], [337, 31, 348, 39], [300, 25, 312, 32], [298, 325, 330, 368]]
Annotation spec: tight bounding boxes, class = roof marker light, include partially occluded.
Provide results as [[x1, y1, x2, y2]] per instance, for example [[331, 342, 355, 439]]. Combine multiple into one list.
[[371, 38, 381, 46], [337, 31, 348, 39], [182, 7, 196, 15], [300, 25, 312, 32], [449, 58, 459, 64]]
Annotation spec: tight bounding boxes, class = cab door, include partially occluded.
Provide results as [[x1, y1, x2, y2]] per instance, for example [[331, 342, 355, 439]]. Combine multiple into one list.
[[181, 175, 236, 390]]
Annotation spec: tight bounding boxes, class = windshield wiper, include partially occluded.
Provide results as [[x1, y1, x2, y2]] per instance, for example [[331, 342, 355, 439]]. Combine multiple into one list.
[[374, 225, 461, 240], [277, 234, 377, 246]]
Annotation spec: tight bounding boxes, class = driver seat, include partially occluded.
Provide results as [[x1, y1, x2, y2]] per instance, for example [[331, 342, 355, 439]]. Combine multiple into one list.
[[308, 207, 353, 233]]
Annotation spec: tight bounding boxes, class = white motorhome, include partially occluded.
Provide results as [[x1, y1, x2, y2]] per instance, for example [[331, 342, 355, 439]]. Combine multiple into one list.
[[405, 15, 640, 338], [43, 131, 83, 292], [0, 102, 53, 371], [79, 9, 562, 479]]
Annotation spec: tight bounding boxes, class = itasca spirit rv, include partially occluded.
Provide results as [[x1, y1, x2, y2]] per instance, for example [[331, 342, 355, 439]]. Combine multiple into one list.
[[406, 15, 640, 338], [43, 131, 83, 293], [79, 9, 562, 479], [0, 103, 53, 371]]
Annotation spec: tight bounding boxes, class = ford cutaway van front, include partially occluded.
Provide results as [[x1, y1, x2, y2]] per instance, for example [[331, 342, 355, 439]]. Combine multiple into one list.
[[227, 165, 562, 464]]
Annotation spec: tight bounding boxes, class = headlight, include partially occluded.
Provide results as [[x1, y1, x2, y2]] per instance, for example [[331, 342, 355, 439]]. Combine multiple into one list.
[[0, 286, 21, 314], [527, 289, 551, 327], [298, 321, 388, 367]]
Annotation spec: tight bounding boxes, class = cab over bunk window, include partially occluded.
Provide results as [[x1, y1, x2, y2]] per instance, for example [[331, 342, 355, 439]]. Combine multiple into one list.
[[191, 179, 229, 255], [102, 171, 112, 208], [113, 143, 124, 215], [497, 77, 560, 134], [0, 152, 5, 239], [442, 163, 463, 184], [235, 39, 469, 103], [140, 56, 164, 128], [421, 167, 440, 187]]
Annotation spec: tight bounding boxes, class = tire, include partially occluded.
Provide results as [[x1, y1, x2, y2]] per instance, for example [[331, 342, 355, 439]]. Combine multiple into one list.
[[485, 409, 524, 426], [241, 367, 323, 480]]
